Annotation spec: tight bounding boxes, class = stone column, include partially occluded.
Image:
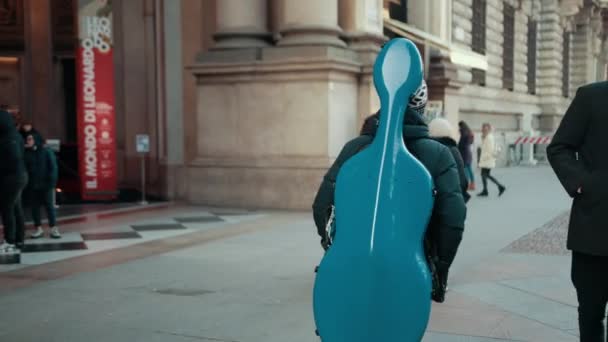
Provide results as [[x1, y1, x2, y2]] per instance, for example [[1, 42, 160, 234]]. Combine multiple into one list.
[[214, 0, 271, 49], [407, 1, 430, 32], [407, 0, 451, 41], [537, 0, 566, 120], [571, 8, 594, 90], [339, 0, 384, 122], [277, 0, 346, 47], [590, 8, 604, 81], [430, 0, 452, 42], [24, 0, 55, 138], [534, 0, 582, 133], [339, 0, 384, 53]]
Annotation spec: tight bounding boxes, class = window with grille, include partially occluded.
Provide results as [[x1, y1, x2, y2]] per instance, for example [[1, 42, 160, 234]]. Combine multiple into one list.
[[471, 0, 487, 85], [527, 18, 537, 94], [562, 31, 571, 97], [503, 4, 515, 91]]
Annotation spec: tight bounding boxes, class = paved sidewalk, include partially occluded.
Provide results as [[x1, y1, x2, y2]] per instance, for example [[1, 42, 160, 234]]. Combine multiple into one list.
[[0, 166, 581, 341]]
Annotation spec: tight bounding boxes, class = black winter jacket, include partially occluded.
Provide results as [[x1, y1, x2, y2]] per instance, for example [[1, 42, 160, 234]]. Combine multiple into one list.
[[458, 131, 474, 166], [0, 110, 26, 178], [24, 134, 57, 192], [433, 137, 470, 203], [312, 110, 466, 267]]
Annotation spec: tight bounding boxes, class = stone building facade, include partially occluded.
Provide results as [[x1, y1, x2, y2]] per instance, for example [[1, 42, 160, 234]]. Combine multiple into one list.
[[187, 0, 608, 209], [402, 0, 608, 166], [4, 1, 607, 209], [0, 0, 214, 200], [189, 0, 386, 209]]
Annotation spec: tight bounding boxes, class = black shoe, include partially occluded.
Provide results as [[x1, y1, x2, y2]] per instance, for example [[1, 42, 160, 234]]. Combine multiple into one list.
[[498, 186, 506, 197], [477, 191, 489, 197]]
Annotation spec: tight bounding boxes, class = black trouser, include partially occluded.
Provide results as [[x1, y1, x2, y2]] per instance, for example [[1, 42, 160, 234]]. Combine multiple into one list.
[[480, 168, 503, 192], [0, 172, 28, 245], [31, 188, 56, 227], [572, 252, 608, 342]]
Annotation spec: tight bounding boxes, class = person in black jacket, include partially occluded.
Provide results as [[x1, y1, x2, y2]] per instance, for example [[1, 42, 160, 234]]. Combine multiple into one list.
[[23, 133, 61, 239], [313, 104, 466, 303], [0, 110, 28, 253], [458, 121, 475, 190], [429, 117, 470, 203], [547, 82, 608, 342]]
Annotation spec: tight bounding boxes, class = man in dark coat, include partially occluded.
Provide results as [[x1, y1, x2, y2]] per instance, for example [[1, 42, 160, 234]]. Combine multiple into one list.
[[312, 108, 466, 303], [547, 81, 608, 342], [0, 110, 28, 252]]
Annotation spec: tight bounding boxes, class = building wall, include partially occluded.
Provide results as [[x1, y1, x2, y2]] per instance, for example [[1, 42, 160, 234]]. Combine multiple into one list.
[[7, 0, 608, 208], [435, 0, 608, 166], [113, 0, 166, 194], [454, 0, 540, 135], [183, 0, 608, 208], [98, 0, 214, 199], [187, 0, 385, 209]]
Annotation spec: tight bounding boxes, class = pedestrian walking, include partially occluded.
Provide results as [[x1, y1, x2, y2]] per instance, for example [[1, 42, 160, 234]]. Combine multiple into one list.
[[458, 121, 475, 190], [0, 110, 28, 253], [477, 123, 506, 197], [547, 82, 608, 342], [23, 133, 60, 239], [313, 80, 466, 303]]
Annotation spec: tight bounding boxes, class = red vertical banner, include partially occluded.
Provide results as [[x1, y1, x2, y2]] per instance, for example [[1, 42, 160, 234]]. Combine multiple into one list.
[[76, 0, 117, 200]]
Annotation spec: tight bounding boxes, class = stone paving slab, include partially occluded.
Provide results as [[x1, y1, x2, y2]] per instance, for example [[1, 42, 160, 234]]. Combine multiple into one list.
[[499, 276, 578, 308], [427, 291, 578, 342], [424, 332, 524, 341], [0, 168, 585, 341], [450, 253, 571, 286], [502, 211, 570, 255], [454, 282, 578, 331]]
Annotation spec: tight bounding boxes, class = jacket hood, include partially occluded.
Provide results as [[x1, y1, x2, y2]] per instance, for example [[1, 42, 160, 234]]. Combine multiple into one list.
[[24, 130, 44, 151], [360, 108, 429, 140]]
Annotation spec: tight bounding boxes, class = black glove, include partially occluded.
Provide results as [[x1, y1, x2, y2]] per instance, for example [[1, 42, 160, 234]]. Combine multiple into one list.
[[431, 260, 450, 303]]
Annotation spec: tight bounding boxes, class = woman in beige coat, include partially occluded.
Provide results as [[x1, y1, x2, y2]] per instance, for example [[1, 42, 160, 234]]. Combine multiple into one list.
[[478, 123, 506, 197]]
